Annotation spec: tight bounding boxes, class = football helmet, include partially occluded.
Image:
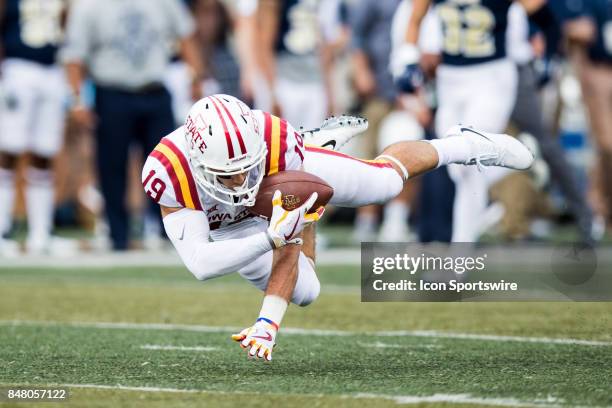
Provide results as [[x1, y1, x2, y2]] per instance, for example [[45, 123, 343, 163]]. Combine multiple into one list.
[[184, 94, 267, 206]]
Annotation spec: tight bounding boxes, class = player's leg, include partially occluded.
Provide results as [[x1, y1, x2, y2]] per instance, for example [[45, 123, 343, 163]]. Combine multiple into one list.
[[0, 59, 35, 252], [95, 88, 134, 250], [237, 247, 321, 308], [26, 64, 67, 253]]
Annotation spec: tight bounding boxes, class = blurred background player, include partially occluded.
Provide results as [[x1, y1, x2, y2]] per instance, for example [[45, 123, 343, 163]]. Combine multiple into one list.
[[565, 0, 612, 237], [0, 0, 73, 255], [349, 0, 421, 242], [61, 0, 203, 250], [506, 3, 596, 244], [247, 0, 332, 129], [165, 0, 242, 125], [392, 0, 561, 243]]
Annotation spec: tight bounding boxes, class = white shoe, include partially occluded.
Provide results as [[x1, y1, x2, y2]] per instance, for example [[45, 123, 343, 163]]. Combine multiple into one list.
[[301, 115, 368, 151], [0, 238, 20, 258], [27, 235, 79, 257], [446, 125, 535, 171]]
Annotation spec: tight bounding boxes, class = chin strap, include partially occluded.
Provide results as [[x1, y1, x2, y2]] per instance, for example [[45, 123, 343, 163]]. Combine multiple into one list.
[[376, 154, 409, 182]]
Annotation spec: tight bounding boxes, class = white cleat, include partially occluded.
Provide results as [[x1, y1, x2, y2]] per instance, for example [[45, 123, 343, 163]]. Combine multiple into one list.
[[446, 125, 535, 170], [27, 235, 79, 257], [0, 238, 20, 258], [301, 115, 368, 151]]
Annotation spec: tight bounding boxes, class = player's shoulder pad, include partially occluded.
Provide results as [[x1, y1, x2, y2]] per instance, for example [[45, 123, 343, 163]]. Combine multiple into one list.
[[256, 110, 305, 175], [142, 130, 203, 211]]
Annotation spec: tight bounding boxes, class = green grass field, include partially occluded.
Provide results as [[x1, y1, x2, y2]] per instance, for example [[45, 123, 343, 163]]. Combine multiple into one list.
[[0, 264, 611, 407]]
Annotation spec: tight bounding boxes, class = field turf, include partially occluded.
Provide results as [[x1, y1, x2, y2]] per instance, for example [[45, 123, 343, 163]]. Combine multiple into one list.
[[0, 264, 611, 407]]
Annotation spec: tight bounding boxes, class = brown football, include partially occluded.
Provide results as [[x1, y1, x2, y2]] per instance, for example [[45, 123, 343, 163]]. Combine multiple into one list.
[[249, 170, 334, 218]]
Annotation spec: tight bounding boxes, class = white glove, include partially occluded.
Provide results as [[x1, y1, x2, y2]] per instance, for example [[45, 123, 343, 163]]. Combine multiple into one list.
[[231, 318, 278, 361], [266, 190, 325, 249], [389, 43, 421, 80]]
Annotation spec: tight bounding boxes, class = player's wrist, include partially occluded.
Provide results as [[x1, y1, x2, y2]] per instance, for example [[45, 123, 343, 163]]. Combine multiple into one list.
[[256, 317, 280, 333], [265, 230, 285, 249]]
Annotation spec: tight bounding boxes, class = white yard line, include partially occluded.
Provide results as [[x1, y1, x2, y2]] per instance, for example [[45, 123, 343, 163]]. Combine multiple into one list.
[[358, 341, 442, 349], [1, 383, 575, 408], [0, 249, 361, 268], [1, 320, 610, 347], [139, 344, 218, 352]]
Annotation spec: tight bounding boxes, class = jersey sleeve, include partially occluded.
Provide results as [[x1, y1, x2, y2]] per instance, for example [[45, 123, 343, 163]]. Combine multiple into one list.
[[142, 138, 203, 211], [259, 111, 305, 175]]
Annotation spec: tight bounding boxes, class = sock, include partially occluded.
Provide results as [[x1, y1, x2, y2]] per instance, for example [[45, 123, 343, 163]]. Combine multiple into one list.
[[0, 168, 16, 236], [258, 295, 288, 328], [355, 211, 377, 230], [427, 136, 472, 168], [25, 167, 54, 243]]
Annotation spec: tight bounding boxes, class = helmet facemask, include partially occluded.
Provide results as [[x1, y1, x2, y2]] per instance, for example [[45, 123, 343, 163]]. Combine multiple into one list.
[[190, 143, 267, 207]]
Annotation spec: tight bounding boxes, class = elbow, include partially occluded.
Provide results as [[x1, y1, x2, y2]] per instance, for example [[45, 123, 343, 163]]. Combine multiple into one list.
[[185, 260, 218, 282]]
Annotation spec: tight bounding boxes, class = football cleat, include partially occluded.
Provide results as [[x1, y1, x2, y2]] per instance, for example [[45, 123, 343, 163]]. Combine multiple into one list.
[[0, 238, 20, 258], [301, 115, 368, 151], [445, 125, 535, 171]]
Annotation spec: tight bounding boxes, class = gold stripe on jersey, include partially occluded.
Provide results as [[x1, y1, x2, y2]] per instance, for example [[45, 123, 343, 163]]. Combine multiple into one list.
[[153, 144, 197, 210], [268, 116, 281, 175]]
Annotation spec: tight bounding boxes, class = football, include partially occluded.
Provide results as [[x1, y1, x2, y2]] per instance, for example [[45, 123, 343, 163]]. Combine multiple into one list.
[[249, 170, 334, 218]]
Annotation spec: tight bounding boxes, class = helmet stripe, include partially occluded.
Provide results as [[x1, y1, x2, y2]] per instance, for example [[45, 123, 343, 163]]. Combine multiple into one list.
[[213, 96, 247, 155], [210, 97, 235, 159]]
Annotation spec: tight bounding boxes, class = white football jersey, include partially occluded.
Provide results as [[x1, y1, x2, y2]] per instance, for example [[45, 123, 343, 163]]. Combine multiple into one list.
[[142, 110, 305, 235]]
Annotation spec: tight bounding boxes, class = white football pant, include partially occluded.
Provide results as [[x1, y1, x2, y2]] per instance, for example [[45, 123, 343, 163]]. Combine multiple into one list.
[[435, 59, 518, 242]]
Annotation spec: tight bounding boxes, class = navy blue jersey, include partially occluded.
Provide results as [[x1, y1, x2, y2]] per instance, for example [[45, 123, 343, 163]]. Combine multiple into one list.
[[1, 0, 65, 65], [584, 0, 612, 63], [275, 0, 320, 56], [433, 0, 511, 65]]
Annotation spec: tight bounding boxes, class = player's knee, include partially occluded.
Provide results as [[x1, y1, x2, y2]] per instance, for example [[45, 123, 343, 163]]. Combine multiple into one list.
[[292, 276, 321, 307], [374, 169, 404, 204]]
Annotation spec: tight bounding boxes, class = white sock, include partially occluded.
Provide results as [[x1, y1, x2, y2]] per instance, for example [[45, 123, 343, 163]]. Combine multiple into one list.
[[0, 168, 16, 236], [427, 136, 472, 168], [383, 200, 409, 225], [258, 294, 288, 328], [354, 211, 377, 231], [25, 167, 54, 243]]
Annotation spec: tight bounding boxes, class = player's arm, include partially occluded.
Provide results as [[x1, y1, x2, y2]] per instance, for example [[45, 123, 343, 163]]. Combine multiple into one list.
[[0, 0, 6, 69], [235, 0, 259, 102], [61, 0, 94, 128], [517, 0, 561, 56], [256, 0, 282, 115], [160, 191, 321, 282], [160, 205, 273, 280], [405, 0, 431, 45], [390, 0, 431, 92]]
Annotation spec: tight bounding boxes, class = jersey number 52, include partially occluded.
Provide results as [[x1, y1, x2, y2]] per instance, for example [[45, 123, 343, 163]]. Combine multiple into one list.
[[437, 4, 496, 58]]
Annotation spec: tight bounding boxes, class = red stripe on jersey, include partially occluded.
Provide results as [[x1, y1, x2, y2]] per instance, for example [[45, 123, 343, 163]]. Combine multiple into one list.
[[278, 119, 287, 172], [213, 96, 247, 155], [151, 149, 186, 207], [263, 112, 272, 175], [305, 146, 394, 168], [160, 138, 203, 211], [210, 97, 235, 159]]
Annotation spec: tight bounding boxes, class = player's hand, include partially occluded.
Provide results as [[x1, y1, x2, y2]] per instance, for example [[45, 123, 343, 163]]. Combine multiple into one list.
[[70, 105, 96, 131], [390, 43, 423, 94], [231, 318, 278, 361], [266, 190, 325, 248]]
